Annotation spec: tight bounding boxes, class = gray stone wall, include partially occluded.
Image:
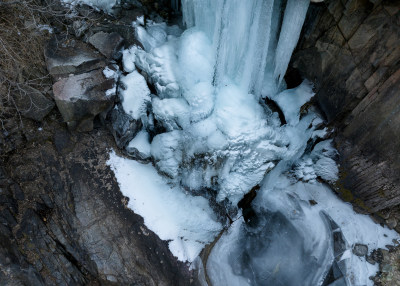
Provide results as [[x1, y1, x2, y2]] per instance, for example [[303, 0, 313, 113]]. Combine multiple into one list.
[[292, 0, 400, 214]]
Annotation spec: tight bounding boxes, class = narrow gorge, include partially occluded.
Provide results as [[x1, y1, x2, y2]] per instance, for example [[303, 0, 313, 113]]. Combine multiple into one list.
[[0, 0, 399, 285]]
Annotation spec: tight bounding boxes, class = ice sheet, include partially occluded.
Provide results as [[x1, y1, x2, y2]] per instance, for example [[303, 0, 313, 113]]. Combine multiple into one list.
[[108, 151, 222, 262]]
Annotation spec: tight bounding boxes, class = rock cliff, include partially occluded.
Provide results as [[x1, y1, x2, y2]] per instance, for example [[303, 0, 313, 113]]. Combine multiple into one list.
[[292, 0, 400, 220]]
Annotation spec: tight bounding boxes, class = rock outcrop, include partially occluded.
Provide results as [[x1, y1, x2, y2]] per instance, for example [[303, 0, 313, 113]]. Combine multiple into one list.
[[53, 69, 116, 132], [89, 31, 125, 59], [292, 0, 400, 216], [0, 114, 198, 286], [46, 32, 119, 132]]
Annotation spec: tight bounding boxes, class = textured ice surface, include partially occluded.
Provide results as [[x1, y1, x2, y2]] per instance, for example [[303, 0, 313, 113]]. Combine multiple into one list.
[[208, 178, 399, 286], [108, 0, 400, 282], [272, 80, 315, 126], [108, 151, 222, 262], [120, 70, 150, 120]]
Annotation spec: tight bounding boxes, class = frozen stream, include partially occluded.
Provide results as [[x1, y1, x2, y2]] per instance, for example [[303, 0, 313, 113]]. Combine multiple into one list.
[[104, 0, 400, 285]]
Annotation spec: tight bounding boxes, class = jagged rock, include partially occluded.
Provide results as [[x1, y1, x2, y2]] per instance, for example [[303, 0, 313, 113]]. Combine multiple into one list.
[[53, 69, 116, 132], [12, 86, 54, 121], [352, 243, 368, 257], [125, 145, 151, 161], [109, 104, 142, 148], [89, 31, 124, 59], [44, 35, 106, 79]]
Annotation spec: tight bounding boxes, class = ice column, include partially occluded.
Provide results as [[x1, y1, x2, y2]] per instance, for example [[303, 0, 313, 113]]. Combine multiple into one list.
[[274, 0, 310, 85], [181, 0, 310, 95]]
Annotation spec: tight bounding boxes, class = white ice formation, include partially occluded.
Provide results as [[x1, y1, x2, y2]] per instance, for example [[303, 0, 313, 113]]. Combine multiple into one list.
[[107, 0, 399, 285]]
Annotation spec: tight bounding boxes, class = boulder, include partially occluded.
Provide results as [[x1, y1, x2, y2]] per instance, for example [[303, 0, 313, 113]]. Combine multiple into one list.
[[44, 35, 106, 79], [89, 32, 124, 59], [53, 69, 116, 132], [352, 244, 368, 257], [109, 104, 142, 148], [12, 86, 54, 121]]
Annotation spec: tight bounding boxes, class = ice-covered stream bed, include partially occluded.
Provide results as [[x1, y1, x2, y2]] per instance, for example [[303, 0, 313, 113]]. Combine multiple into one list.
[[102, 0, 399, 285]]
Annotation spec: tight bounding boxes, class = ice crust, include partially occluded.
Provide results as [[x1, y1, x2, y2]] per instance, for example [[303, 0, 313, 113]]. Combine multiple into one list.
[[127, 130, 151, 158], [106, 0, 400, 284], [108, 151, 222, 262]]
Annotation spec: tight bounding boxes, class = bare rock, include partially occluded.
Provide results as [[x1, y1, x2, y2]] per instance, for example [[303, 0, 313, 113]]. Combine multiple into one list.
[[109, 104, 142, 148], [352, 243, 368, 257], [12, 86, 54, 121], [89, 31, 124, 59], [292, 0, 400, 213], [0, 120, 199, 285], [53, 70, 116, 132], [44, 35, 106, 79]]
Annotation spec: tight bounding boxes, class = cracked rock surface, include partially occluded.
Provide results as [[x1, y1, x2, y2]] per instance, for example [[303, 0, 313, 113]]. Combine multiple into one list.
[[0, 113, 198, 285]]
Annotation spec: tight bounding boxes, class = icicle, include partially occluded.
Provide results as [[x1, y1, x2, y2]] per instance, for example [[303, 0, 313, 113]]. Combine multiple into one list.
[[179, 0, 311, 93], [181, 0, 195, 28], [273, 0, 310, 85], [171, 0, 179, 12]]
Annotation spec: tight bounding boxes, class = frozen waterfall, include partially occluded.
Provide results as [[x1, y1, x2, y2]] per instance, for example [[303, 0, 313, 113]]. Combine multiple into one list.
[[108, 0, 400, 285]]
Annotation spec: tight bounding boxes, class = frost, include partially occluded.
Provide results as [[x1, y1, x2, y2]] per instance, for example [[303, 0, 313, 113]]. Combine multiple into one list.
[[122, 47, 137, 73], [103, 66, 119, 97], [294, 140, 339, 184], [37, 24, 53, 33], [152, 97, 190, 130], [103, 67, 116, 79]]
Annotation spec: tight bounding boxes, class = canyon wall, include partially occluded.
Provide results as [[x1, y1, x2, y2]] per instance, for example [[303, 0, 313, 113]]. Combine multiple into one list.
[[292, 0, 400, 216]]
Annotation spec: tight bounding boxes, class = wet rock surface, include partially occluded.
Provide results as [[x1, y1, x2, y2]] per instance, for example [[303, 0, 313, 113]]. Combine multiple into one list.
[[353, 243, 369, 257], [292, 0, 400, 214], [372, 247, 400, 285]]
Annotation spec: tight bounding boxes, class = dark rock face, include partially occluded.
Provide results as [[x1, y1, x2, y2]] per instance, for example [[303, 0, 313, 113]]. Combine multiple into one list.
[[53, 69, 116, 132], [89, 31, 125, 59], [292, 0, 400, 213], [109, 104, 142, 149], [0, 115, 198, 285]]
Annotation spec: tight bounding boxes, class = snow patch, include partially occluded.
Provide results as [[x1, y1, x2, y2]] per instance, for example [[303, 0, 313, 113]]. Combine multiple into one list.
[[107, 151, 222, 262], [120, 70, 150, 120]]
